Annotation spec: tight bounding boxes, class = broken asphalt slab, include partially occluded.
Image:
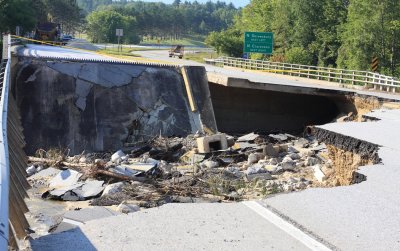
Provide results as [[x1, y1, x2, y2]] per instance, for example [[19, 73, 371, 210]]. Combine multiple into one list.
[[261, 109, 400, 250]]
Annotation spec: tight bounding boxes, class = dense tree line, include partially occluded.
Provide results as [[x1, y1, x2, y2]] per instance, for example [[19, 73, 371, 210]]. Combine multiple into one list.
[[0, 0, 82, 58], [0, 0, 82, 36], [207, 0, 400, 77], [83, 1, 239, 43]]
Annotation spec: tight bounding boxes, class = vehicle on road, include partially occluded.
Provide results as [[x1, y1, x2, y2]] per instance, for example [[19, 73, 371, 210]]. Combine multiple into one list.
[[34, 22, 61, 44], [169, 45, 184, 59], [61, 35, 73, 43]]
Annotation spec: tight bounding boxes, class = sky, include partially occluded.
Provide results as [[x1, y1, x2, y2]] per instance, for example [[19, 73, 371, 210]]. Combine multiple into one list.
[[138, 0, 250, 8]]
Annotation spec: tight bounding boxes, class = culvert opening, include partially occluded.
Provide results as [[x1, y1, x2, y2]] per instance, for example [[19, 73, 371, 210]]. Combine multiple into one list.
[[208, 83, 353, 134]]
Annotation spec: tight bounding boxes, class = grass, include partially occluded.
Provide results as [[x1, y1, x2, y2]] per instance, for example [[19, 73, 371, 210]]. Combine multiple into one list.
[[141, 37, 206, 47], [184, 51, 220, 63]]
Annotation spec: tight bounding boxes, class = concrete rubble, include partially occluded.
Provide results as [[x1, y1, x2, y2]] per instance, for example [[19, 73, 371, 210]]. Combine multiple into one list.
[[26, 130, 335, 237]]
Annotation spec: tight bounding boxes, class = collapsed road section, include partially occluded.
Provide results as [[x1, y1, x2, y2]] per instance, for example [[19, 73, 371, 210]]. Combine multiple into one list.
[[261, 108, 400, 250], [6, 44, 400, 250]]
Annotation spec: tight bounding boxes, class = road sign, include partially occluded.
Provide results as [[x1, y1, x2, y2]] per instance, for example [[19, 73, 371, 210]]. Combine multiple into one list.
[[116, 29, 124, 53], [371, 57, 379, 72], [116, 29, 123, 37], [244, 32, 273, 54]]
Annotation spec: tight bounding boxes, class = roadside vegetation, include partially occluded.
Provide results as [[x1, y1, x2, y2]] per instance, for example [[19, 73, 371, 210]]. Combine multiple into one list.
[[1, 0, 399, 77], [206, 0, 400, 77], [184, 51, 221, 63], [141, 37, 206, 47], [82, 0, 238, 45]]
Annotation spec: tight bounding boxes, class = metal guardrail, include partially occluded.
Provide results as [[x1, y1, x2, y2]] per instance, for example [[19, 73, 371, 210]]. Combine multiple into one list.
[[0, 34, 30, 250], [0, 33, 11, 250], [205, 57, 400, 93]]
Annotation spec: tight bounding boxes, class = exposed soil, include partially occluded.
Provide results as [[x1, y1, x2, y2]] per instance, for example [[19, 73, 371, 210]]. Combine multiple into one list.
[[325, 144, 374, 186], [353, 96, 382, 121]]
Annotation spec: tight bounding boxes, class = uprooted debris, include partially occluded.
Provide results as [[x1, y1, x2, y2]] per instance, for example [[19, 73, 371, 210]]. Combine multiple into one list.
[[27, 131, 336, 210]]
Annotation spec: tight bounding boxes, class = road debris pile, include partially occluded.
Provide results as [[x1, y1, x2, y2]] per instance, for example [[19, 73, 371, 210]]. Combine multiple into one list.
[[27, 131, 336, 210]]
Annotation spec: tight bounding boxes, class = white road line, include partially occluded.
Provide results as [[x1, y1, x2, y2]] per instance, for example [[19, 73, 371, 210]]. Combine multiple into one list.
[[243, 201, 331, 251]]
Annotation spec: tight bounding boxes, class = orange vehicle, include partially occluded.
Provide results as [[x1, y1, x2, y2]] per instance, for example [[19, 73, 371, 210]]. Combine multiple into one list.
[[34, 22, 62, 44], [169, 45, 184, 59]]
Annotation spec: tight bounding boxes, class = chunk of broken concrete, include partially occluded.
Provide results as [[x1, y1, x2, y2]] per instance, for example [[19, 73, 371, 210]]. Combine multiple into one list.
[[120, 162, 157, 173], [26, 165, 36, 176], [247, 153, 258, 164], [263, 143, 278, 158], [203, 160, 219, 169], [73, 180, 104, 199], [245, 172, 273, 181], [109, 166, 142, 177], [225, 166, 244, 178], [268, 158, 279, 165], [28, 167, 61, 182], [294, 138, 309, 148], [288, 153, 301, 160], [269, 134, 288, 142], [312, 165, 326, 182], [246, 164, 267, 175], [111, 150, 126, 163], [281, 157, 295, 170], [306, 157, 320, 166], [46, 171, 104, 201], [196, 133, 228, 153], [237, 132, 259, 142], [49, 169, 82, 188], [288, 146, 299, 153], [247, 153, 264, 165], [102, 182, 125, 197], [264, 165, 278, 174], [117, 203, 140, 214]]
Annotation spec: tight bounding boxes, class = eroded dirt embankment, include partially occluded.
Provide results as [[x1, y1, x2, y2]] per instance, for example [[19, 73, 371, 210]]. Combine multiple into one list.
[[353, 96, 382, 121], [314, 127, 380, 186]]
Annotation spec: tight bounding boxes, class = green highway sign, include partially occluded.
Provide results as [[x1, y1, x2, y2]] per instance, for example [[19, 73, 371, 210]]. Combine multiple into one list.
[[244, 32, 274, 54]]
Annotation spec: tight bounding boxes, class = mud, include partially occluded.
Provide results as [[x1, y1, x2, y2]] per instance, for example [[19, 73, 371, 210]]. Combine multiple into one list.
[[314, 127, 380, 185]]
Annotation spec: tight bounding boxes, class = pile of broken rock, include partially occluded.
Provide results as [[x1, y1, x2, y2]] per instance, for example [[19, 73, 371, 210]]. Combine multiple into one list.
[[25, 131, 336, 235], [27, 131, 333, 209]]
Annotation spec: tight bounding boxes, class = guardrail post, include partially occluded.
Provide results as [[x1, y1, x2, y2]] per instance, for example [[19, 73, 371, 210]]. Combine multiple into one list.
[[364, 73, 368, 88], [339, 70, 343, 83], [328, 69, 331, 82], [392, 79, 396, 93], [2, 34, 8, 60], [385, 78, 389, 92], [351, 71, 355, 85]]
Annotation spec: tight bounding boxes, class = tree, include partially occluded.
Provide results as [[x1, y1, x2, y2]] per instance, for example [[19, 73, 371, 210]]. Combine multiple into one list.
[[337, 0, 400, 75], [206, 28, 243, 57], [285, 47, 313, 65], [43, 0, 83, 34], [86, 9, 139, 43], [0, 0, 37, 34], [310, 0, 348, 67], [235, 0, 273, 33]]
